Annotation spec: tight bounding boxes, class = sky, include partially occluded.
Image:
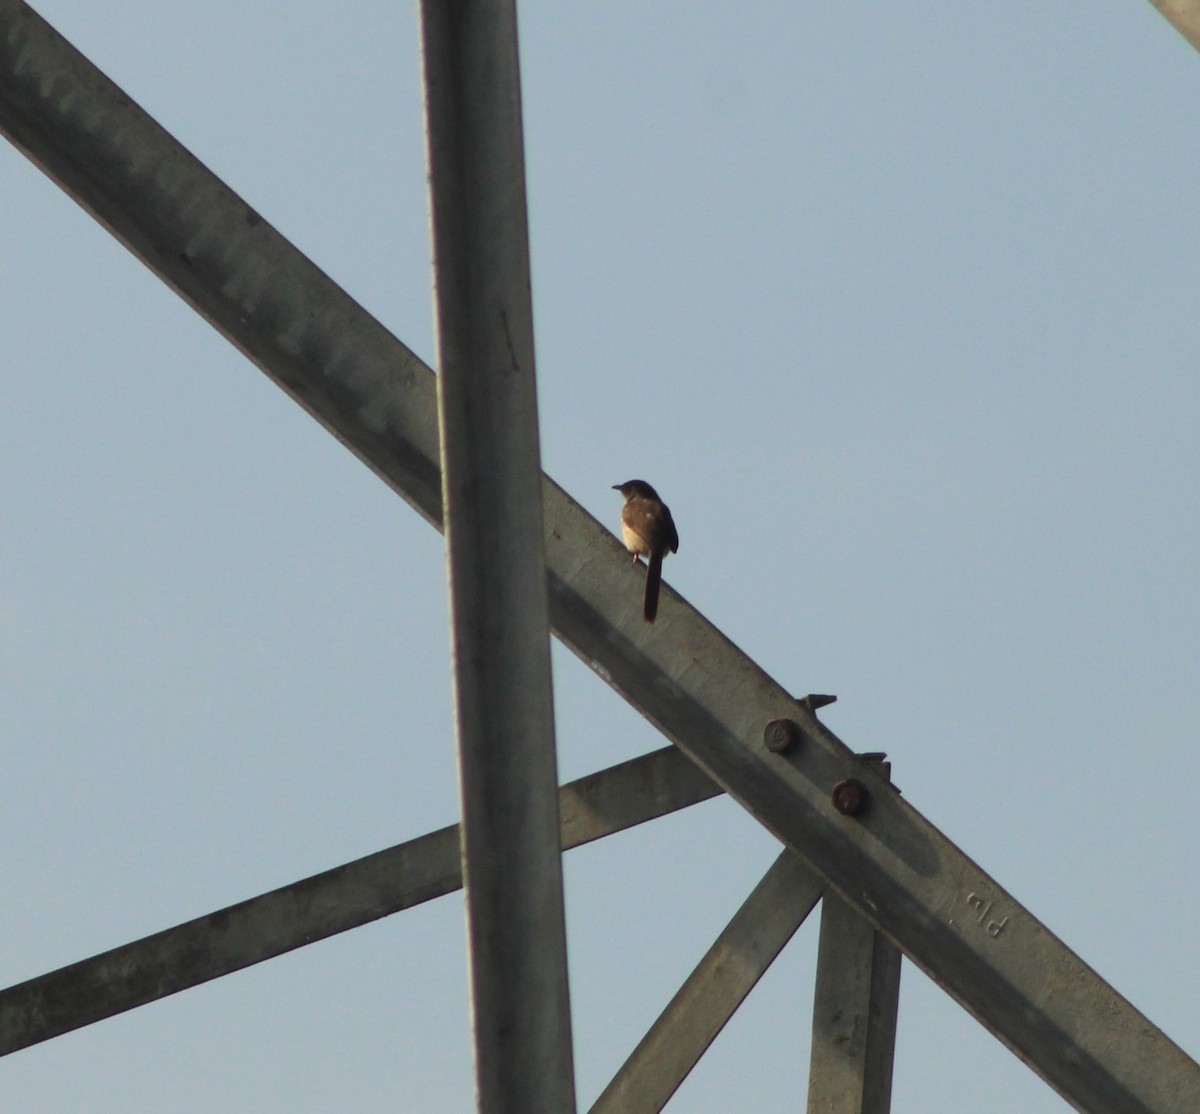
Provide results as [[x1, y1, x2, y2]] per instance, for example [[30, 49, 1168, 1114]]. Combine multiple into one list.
[[2, 1, 1199, 1111]]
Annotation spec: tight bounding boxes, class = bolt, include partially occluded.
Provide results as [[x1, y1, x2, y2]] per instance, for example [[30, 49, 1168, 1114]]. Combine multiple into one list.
[[764, 718, 801, 754], [832, 778, 867, 816]]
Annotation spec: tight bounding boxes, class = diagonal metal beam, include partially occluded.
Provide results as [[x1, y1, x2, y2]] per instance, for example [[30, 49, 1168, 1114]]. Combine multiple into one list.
[[589, 850, 822, 1114], [0, 1, 443, 527], [2, 6, 1199, 1110], [1147, 0, 1200, 54], [0, 747, 720, 1057]]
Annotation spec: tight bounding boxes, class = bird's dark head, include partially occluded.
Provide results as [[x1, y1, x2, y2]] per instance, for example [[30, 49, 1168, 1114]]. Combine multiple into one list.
[[613, 479, 660, 501]]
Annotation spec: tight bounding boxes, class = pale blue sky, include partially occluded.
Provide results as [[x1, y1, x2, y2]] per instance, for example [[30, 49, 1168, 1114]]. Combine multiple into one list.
[[3, 2, 1199, 1110]]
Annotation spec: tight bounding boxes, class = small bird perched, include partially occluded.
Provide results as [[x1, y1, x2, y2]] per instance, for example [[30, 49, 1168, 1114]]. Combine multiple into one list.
[[613, 480, 679, 623]]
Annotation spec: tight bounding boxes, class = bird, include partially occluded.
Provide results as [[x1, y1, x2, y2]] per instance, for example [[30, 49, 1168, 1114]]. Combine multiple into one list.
[[613, 480, 679, 623]]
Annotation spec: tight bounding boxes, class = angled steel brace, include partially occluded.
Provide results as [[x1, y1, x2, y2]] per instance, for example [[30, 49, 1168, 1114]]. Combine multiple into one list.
[[2, 5, 1199, 1110], [1147, 0, 1200, 54], [590, 850, 822, 1114], [0, 748, 720, 1057]]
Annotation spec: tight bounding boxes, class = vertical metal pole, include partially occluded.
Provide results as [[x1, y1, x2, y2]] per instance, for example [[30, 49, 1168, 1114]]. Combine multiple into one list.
[[419, 2, 576, 1112], [806, 895, 902, 1114]]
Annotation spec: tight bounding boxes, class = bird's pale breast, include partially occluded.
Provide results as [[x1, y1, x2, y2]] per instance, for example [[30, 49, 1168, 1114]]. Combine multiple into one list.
[[621, 521, 651, 557]]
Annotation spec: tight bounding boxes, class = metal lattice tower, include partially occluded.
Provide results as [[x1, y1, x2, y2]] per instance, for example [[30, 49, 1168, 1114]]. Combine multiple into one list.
[[4, 2, 1200, 1110]]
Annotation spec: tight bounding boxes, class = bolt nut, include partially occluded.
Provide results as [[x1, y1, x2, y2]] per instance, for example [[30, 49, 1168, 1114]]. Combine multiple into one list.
[[832, 778, 867, 816], [764, 718, 801, 754]]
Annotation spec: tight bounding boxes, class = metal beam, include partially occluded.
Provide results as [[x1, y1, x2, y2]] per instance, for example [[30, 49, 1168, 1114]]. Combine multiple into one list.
[[419, 0, 574, 1110], [0, 1, 443, 527], [590, 850, 822, 1114], [807, 895, 902, 1114], [2, 7, 1199, 1110], [0, 747, 720, 1057], [1147, 0, 1200, 54]]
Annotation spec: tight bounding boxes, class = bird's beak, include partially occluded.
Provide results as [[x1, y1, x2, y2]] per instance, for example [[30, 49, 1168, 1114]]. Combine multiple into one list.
[[611, 484, 621, 491]]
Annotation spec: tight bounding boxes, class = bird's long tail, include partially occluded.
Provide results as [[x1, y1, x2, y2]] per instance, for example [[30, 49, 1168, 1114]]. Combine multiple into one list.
[[643, 552, 664, 623]]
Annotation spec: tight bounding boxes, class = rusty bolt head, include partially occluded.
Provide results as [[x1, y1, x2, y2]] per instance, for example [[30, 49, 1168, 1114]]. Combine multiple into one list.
[[832, 778, 867, 816], [764, 718, 801, 754]]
